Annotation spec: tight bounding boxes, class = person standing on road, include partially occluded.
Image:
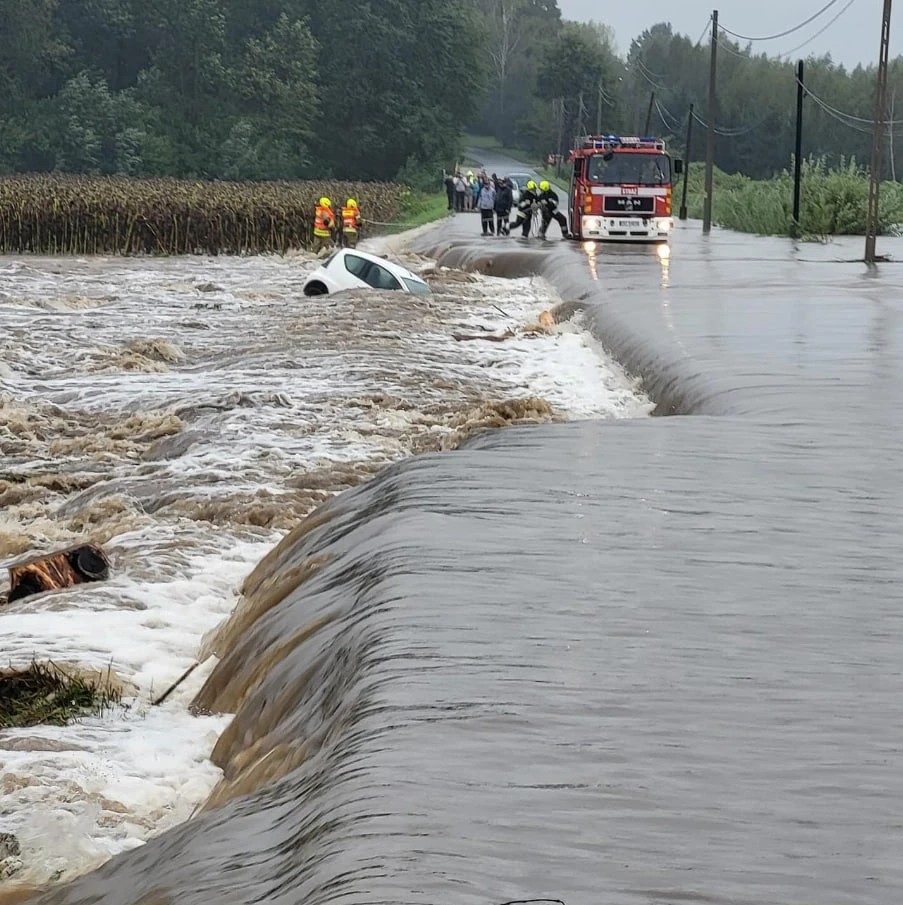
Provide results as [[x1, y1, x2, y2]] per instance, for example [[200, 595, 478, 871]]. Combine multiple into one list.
[[494, 177, 513, 236], [509, 179, 540, 238], [444, 170, 455, 211], [477, 179, 496, 236], [313, 196, 336, 253], [538, 180, 570, 239], [454, 172, 467, 212]]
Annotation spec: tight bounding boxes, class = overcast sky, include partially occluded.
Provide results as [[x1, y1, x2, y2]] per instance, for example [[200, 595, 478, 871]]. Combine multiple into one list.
[[557, 0, 896, 70]]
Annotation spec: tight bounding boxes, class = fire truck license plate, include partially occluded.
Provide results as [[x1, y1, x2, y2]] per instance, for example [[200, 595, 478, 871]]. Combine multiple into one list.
[[621, 219, 643, 229]]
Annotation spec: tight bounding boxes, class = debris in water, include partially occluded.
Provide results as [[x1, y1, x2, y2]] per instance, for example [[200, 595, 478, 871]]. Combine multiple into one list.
[[0, 662, 125, 729], [0, 833, 22, 879], [6, 543, 110, 604]]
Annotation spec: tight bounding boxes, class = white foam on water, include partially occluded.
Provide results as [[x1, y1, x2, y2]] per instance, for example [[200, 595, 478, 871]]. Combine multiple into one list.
[[0, 246, 649, 885]]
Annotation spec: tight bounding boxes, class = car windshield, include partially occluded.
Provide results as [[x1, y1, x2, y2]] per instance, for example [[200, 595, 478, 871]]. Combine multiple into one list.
[[402, 277, 432, 295], [587, 153, 671, 185]]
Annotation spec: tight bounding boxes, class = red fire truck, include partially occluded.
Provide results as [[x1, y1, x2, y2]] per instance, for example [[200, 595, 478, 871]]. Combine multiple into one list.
[[567, 134, 683, 242]]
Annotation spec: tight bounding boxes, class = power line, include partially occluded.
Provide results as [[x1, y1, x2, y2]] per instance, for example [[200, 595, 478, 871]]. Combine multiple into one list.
[[691, 109, 774, 137], [720, 0, 841, 42], [654, 99, 682, 132], [716, 36, 754, 58], [694, 16, 713, 47], [776, 0, 859, 58], [798, 77, 903, 127]]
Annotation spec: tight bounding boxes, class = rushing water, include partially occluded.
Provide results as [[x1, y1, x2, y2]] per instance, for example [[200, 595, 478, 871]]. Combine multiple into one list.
[[0, 240, 647, 887], [4, 193, 903, 905]]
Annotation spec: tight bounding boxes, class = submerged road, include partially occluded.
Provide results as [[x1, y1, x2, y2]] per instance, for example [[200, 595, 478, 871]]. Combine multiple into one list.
[[19, 154, 903, 905], [439, 146, 903, 422]]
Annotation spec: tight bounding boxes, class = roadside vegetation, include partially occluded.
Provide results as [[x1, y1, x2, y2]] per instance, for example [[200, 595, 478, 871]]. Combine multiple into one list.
[[681, 159, 903, 238], [0, 662, 121, 729]]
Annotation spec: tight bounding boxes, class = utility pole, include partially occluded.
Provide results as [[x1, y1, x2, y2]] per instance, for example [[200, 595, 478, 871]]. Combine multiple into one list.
[[555, 97, 565, 178], [865, 0, 892, 263], [703, 10, 718, 234], [577, 90, 585, 146], [679, 103, 694, 220], [792, 60, 805, 233], [597, 79, 603, 134], [890, 86, 897, 182], [644, 91, 656, 135]]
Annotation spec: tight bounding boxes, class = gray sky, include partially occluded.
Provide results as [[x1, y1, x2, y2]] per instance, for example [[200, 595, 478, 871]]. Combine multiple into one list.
[[556, 0, 896, 70]]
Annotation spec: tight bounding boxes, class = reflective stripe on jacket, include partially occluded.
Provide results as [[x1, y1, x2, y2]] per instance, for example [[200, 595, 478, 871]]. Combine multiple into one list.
[[314, 205, 334, 236], [341, 207, 361, 232]]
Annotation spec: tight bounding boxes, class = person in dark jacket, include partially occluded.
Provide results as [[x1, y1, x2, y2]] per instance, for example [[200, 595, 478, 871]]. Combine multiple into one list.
[[538, 180, 570, 239], [444, 171, 455, 211], [509, 179, 540, 238], [493, 178, 513, 236]]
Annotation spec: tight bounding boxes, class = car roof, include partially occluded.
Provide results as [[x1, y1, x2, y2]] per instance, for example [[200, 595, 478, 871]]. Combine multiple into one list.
[[332, 248, 421, 281]]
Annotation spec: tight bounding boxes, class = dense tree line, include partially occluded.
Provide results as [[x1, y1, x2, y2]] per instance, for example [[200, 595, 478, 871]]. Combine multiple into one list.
[[0, 0, 483, 181], [2, 0, 901, 183], [471, 6, 903, 182]]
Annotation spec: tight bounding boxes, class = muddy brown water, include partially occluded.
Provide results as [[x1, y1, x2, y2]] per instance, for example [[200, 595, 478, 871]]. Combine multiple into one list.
[[9, 194, 903, 905]]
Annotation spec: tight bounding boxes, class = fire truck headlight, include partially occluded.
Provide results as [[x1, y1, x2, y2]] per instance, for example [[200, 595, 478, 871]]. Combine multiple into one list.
[[656, 217, 673, 233], [582, 216, 603, 232]]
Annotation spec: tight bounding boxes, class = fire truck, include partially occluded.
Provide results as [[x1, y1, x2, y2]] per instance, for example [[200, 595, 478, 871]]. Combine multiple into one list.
[[567, 135, 683, 242]]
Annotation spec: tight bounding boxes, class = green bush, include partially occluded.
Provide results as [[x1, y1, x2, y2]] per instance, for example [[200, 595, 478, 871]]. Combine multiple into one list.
[[683, 157, 903, 237]]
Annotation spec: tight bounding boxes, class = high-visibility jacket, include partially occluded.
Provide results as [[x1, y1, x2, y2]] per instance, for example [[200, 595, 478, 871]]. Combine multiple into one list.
[[314, 205, 335, 237], [341, 206, 361, 233]]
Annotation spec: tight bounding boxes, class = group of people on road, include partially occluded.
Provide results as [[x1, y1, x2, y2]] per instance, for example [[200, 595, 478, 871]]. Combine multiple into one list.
[[312, 197, 363, 253], [444, 168, 570, 240]]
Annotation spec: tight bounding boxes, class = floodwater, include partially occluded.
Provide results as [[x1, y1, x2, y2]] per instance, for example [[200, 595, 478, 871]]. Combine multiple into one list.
[[0, 240, 646, 885], [4, 178, 903, 905]]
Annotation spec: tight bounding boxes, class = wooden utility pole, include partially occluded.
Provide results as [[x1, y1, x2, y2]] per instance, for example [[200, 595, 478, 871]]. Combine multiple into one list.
[[644, 91, 656, 135], [703, 10, 718, 234], [679, 103, 694, 220], [792, 60, 805, 232], [865, 0, 893, 263], [597, 79, 603, 134]]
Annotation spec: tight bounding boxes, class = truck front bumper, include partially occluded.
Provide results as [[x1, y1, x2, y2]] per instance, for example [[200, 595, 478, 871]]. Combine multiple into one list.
[[581, 215, 673, 242]]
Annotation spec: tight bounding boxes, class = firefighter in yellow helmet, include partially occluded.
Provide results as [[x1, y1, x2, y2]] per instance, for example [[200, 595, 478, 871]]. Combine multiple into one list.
[[340, 198, 362, 248], [537, 180, 571, 239], [313, 196, 336, 253], [509, 179, 540, 238]]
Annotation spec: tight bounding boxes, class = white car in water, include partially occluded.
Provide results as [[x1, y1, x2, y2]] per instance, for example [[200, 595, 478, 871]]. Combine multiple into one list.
[[302, 248, 432, 296]]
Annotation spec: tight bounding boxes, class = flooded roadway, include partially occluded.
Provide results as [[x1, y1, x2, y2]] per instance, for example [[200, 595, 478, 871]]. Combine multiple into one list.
[[5, 164, 903, 905]]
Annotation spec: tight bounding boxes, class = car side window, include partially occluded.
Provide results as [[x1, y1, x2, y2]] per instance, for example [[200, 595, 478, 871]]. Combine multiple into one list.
[[362, 262, 402, 290], [343, 253, 370, 278]]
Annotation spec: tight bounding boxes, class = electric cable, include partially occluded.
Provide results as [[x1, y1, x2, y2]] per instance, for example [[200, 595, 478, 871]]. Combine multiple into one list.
[[720, 0, 841, 42], [776, 0, 858, 57]]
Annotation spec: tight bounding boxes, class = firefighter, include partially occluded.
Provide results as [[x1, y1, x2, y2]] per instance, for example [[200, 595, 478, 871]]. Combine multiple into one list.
[[313, 197, 336, 253], [341, 198, 362, 248], [509, 179, 540, 238], [538, 180, 570, 239]]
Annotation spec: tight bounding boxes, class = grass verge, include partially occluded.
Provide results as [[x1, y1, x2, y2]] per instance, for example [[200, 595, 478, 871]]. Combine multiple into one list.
[[379, 190, 452, 234], [0, 661, 121, 729]]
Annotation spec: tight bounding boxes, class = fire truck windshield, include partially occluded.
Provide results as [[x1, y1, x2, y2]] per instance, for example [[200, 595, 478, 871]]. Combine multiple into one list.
[[587, 152, 671, 185]]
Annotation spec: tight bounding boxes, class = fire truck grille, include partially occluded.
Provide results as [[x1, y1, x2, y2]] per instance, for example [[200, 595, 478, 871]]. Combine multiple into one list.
[[603, 196, 654, 214]]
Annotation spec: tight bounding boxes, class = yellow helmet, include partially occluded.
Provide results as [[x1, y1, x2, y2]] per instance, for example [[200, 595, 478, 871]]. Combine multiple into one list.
[[346, 198, 357, 208], [539, 180, 550, 191], [319, 197, 332, 207], [526, 179, 537, 190]]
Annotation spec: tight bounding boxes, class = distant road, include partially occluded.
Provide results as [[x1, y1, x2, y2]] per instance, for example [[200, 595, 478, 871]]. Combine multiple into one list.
[[465, 147, 568, 194]]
